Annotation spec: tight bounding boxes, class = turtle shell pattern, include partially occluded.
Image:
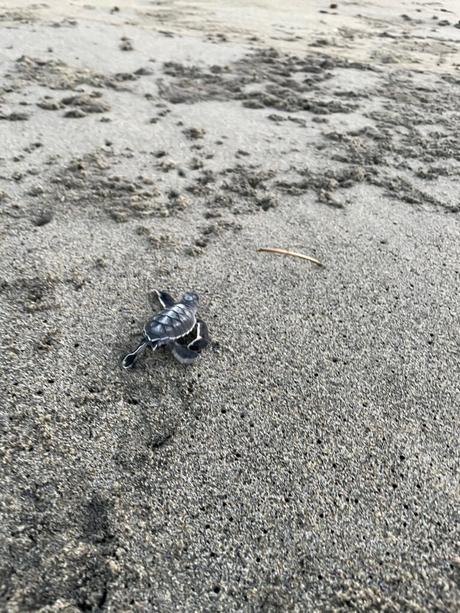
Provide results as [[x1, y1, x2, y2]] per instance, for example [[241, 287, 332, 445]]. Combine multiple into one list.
[[143, 303, 197, 345]]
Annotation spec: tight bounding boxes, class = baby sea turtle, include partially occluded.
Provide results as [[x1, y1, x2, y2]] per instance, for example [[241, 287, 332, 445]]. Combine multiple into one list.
[[122, 289, 209, 369]]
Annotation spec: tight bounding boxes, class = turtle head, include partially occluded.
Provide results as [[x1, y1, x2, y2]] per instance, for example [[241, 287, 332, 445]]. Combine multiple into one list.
[[182, 291, 199, 308]]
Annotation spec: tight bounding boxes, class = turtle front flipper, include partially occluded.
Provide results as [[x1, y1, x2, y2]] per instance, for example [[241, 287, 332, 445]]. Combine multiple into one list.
[[149, 289, 175, 310], [187, 319, 210, 352], [122, 340, 149, 369], [170, 341, 200, 365]]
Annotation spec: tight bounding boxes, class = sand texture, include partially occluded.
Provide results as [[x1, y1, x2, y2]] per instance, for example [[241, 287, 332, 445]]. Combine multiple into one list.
[[1, 1, 459, 611]]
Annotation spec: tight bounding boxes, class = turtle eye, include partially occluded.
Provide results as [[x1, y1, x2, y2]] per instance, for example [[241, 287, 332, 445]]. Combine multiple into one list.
[[183, 292, 198, 303]]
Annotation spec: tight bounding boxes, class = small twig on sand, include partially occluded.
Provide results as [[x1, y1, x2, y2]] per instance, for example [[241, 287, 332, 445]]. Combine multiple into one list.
[[257, 247, 322, 267]]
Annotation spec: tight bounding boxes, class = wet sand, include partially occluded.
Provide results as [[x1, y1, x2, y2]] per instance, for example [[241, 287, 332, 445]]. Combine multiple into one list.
[[1, 1, 459, 611]]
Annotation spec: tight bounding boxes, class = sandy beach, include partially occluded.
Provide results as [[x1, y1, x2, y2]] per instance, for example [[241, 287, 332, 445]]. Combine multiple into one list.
[[1, 1, 459, 610]]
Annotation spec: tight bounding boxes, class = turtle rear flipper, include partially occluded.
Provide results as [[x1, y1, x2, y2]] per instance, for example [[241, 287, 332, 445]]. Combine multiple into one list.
[[188, 320, 209, 352], [122, 341, 149, 369], [170, 341, 200, 365]]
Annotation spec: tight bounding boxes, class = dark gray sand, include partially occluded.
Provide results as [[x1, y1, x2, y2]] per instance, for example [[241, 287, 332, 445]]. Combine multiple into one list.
[[1, 1, 459, 611]]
